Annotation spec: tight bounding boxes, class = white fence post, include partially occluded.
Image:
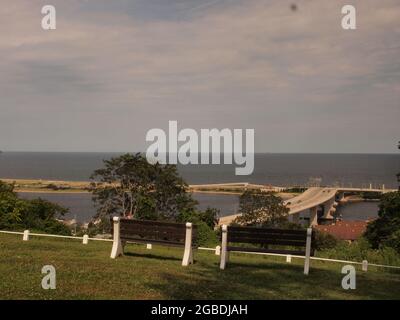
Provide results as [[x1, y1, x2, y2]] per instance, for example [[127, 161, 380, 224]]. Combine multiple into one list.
[[304, 228, 312, 275], [110, 217, 123, 259], [182, 222, 193, 266], [286, 254, 292, 263], [23, 230, 30, 241], [146, 243, 152, 250], [220, 225, 228, 270], [362, 260, 368, 272], [82, 234, 89, 245], [215, 245, 221, 256]]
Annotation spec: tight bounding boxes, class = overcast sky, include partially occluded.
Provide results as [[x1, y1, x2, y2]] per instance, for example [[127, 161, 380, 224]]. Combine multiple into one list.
[[0, 0, 399, 153]]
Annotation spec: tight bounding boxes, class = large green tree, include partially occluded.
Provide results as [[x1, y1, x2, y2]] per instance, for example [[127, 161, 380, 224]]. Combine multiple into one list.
[[365, 191, 400, 252], [234, 190, 289, 227], [90, 153, 197, 221], [365, 141, 400, 252]]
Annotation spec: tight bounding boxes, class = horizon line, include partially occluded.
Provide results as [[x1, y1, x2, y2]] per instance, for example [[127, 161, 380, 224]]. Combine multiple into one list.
[[1, 150, 399, 155]]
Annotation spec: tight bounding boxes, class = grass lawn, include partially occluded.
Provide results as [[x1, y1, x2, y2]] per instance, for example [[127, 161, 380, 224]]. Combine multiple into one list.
[[0, 233, 399, 300]]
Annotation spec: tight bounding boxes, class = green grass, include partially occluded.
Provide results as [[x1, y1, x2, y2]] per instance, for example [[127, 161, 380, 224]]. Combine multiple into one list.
[[0, 233, 399, 300]]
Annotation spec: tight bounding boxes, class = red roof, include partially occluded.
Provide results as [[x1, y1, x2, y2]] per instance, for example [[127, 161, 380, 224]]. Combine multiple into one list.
[[315, 220, 372, 241]]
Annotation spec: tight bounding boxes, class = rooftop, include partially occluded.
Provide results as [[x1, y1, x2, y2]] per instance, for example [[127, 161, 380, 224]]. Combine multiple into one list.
[[315, 220, 372, 241]]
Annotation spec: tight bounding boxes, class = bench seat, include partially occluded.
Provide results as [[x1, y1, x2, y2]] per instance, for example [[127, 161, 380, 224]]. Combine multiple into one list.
[[110, 217, 197, 266], [220, 225, 314, 274]]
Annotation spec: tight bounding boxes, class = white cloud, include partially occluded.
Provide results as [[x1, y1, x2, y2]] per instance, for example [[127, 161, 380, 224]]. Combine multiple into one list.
[[0, 0, 399, 152]]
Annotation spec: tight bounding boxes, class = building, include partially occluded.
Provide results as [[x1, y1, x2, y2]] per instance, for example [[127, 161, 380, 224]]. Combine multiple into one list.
[[314, 220, 372, 242]]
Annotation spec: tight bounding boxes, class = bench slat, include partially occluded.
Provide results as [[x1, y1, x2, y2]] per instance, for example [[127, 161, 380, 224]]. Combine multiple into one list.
[[119, 218, 190, 228], [121, 237, 185, 247], [227, 237, 306, 247], [227, 232, 307, 241], [120, 225, 186, 234], [227, 246, 306, 256], [121, 233, 185, 242], [120, 226, 186, 237], [228, 226, 306, 236]]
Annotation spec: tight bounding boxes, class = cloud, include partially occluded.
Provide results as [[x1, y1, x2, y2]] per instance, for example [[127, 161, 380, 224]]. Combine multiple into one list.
[[0, 0, 399, 152]]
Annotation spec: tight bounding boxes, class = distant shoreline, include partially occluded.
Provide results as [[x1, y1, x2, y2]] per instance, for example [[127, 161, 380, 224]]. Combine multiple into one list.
[[16, 189, 90, 194], [0, 178, 388, 200], [1, 178, 91, 193], [1, 178, 294, 198]]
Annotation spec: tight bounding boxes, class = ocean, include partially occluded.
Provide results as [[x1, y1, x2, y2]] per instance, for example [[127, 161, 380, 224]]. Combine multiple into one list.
[[0, 152, 399, 188], [1, 152, 398, 222]]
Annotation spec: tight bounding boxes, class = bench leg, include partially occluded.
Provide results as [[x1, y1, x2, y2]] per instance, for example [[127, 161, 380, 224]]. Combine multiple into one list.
[[182, 222, 194, 266], [111, 238, 123, 259], [220, 225, 228, 270], [189, 249, 194, 264], [182, 247, 193, 266], [110, 217, 124, 259], [304, 228, 312, 275]]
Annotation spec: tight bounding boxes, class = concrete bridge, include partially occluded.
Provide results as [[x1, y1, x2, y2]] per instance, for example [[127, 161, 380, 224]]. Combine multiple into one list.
[[218, 186, 397, 227], [286, 186, 396, 226]]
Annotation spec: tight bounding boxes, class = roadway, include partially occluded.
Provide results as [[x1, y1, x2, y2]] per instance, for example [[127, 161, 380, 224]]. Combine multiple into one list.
[[284, 187, 337, 215]]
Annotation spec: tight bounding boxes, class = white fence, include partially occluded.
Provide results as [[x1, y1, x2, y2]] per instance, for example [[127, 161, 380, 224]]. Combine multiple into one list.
[[1, 230, 400, 271]]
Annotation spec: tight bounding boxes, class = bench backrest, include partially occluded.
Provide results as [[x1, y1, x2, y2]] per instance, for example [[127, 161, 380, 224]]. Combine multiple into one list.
[[225, 225, 314, 255], [113, 218, 197, 247]]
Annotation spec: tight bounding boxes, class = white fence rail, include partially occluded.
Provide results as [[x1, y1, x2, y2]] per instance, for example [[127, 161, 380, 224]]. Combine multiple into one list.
[[1, 230, 400, 271]]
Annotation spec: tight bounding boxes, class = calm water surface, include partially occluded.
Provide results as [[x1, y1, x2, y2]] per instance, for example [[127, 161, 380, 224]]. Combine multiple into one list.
[[1, 152, 399, 188]]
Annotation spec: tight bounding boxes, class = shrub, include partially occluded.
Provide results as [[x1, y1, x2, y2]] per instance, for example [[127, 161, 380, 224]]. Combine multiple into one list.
[[194, 221, 218, 247], [85, 216, 112, 237], [0, 180, 71, 235], [176, 207, 219, 247], [365, 191, 400, 252], [318, 237, 400, 267], [313, 230, 338, 250]]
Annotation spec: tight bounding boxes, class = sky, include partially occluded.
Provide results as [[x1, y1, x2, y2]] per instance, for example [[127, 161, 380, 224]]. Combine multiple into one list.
[[0, 0, 399, 153]]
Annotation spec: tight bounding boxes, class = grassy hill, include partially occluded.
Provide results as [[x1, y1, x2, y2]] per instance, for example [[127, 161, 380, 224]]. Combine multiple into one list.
[[0, 233, 399, 299]]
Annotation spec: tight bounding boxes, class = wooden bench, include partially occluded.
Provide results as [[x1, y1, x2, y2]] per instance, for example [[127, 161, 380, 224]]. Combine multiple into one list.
[[110, 217, 197, 266], [219, 225, 315, 274]]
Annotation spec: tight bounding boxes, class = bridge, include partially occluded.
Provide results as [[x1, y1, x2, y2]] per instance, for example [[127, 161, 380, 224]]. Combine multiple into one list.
[[217, 185, 397, 227], [285, 186, 397, 226]]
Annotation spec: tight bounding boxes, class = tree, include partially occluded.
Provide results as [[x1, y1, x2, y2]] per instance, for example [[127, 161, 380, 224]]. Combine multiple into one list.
[[364, 141, 400, 252], [176, 207, 220, 246], [90, 153, 197, 221], [177, 207, 219, 229], [234, 190, 289, 227], [0, 180, 70, 235], [364, 191, 400, 252]]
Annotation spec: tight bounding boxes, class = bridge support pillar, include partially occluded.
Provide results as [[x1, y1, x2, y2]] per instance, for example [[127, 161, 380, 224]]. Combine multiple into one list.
[[309, 206, 318, 227], [336, 192, 345, 203], [323, 198, 336, 220]]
